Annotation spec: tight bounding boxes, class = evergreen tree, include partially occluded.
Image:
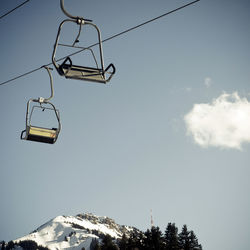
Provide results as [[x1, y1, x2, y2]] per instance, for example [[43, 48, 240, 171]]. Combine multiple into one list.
[[127, 231, 144, 250], [164, 223, 179, 250], [94, 244, 101, 250], [18, 240, 49, 250], [178, 225, 190, 250], [135, 231, 145, 250], [143, 226, 164, 250], [119, 233, 128, 250], [6, 241, 15, 250], [1, 241, 6, 250], [101, 234, 119, 250], [188, 231, 202, 250], [178, 226, 202, 250], [144, 228, 153, 249]]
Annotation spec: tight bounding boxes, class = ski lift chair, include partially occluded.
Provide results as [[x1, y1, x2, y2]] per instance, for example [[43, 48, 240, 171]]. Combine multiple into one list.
[[21, 67, 61, 144], [52, 0, 116, 84], [21, 100, 61, 144]]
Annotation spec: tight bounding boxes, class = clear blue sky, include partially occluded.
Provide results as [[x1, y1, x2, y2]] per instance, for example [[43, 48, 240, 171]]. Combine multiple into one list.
[[0, 0, 250, 250]]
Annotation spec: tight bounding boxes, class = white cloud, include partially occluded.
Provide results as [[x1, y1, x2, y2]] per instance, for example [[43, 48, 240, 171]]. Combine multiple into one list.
[[204, 77, 212, 88], [184, 92, 250, 150]]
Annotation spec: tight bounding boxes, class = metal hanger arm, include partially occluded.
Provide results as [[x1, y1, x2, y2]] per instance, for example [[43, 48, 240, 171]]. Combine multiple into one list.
[[41, 66, 54, 103], [60, 0, 92, 22]]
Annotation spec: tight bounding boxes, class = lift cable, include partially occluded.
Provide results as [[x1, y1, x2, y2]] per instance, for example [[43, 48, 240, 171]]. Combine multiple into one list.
[[0, 0, 30, 20], [0, 0, 200, 87]]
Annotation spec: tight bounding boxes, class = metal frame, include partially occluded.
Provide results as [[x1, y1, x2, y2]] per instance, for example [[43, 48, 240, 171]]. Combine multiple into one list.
[[21, 66, 61, 144], [52, 0, 115, 84]]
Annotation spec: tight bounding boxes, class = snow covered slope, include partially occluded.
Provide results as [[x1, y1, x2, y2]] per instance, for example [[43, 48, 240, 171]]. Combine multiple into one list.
[[15, 213, 137, 250]]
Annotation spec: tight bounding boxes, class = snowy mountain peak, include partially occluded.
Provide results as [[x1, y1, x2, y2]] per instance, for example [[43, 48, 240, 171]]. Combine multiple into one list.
[[14, 213, 138, 250]]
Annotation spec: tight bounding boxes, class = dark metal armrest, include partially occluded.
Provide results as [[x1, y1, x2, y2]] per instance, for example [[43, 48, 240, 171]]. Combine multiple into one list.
[[104, 63, 116, 82], [20, 130, 26, 140], [59, 57, 73, 75]]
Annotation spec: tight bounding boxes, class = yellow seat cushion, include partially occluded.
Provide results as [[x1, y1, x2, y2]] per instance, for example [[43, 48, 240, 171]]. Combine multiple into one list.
[[29, 126, 57, 138]]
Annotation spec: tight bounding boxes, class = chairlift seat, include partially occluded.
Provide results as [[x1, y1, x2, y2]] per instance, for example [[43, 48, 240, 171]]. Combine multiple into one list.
[[61, 64, 106, 83], [23, 126, 58, 144], [59, 57, 115, 83]]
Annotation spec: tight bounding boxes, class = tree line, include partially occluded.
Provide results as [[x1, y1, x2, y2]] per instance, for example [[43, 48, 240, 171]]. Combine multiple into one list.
[[0, 240, 49, 250], [90, 223, 202, 250]]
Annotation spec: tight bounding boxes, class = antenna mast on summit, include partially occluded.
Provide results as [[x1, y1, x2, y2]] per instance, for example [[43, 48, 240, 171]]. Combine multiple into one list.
[[150, 209, 154, 228]]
